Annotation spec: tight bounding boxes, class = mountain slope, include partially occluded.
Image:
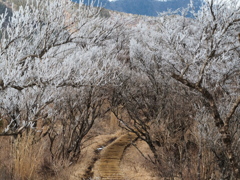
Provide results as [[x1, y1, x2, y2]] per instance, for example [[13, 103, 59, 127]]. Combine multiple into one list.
[[74, 0, 203, 16], [0, 1, 12, 17], [0, 1, 12, 28]]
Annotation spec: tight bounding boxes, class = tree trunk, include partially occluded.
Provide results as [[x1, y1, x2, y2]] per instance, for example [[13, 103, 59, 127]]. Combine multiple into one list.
[[172, 74, 240, 178]]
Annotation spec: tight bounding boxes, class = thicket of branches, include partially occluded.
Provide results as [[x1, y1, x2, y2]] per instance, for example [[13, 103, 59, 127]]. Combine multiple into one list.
[[0, 0, 129, 175], [111, 0, 240, 179], [0, 0, 239, 179]]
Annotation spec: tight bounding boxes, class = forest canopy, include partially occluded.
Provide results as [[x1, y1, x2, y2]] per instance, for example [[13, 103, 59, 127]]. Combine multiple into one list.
[[0, 0, 239, 179]]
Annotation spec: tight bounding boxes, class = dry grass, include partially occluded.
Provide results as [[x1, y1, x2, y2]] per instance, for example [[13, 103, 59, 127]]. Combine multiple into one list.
[[0, 105, 226, 180], [120, 139, 159, 180], [0, 131, 49, 180], [88, 111, 123, 136], [12, 131, 46, 180], [0, 107, 226, 180], [0, 108, 125, 180], [0, 136, 13, 180], [56, 110, 126, 180]]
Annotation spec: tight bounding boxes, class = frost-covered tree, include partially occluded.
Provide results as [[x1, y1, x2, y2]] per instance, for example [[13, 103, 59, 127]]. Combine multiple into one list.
[[110, 20, 166, 165], [156, 0, 240, 178], [111, 0, 240, 178], [111, 18, 198, 176], [0, 0, 129, 163]]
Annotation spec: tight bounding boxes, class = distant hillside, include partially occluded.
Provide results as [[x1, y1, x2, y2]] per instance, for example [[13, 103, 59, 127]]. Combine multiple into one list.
[[0, 0, 203, 18], [0, 1, 12, 27], [0, 1, 12, 16], [73, 0, 203, 16]]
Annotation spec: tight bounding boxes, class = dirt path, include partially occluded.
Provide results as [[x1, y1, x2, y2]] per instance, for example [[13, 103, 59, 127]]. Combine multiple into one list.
[[94, 132, 137, 180]]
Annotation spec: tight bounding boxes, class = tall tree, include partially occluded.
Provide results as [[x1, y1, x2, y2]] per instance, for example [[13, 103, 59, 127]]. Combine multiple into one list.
[[0, 0, 127, 163], [157, 0, 240, 178]]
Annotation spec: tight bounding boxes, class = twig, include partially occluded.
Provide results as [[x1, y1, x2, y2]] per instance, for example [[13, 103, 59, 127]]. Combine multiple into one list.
[[131, 142, 155, 164]]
